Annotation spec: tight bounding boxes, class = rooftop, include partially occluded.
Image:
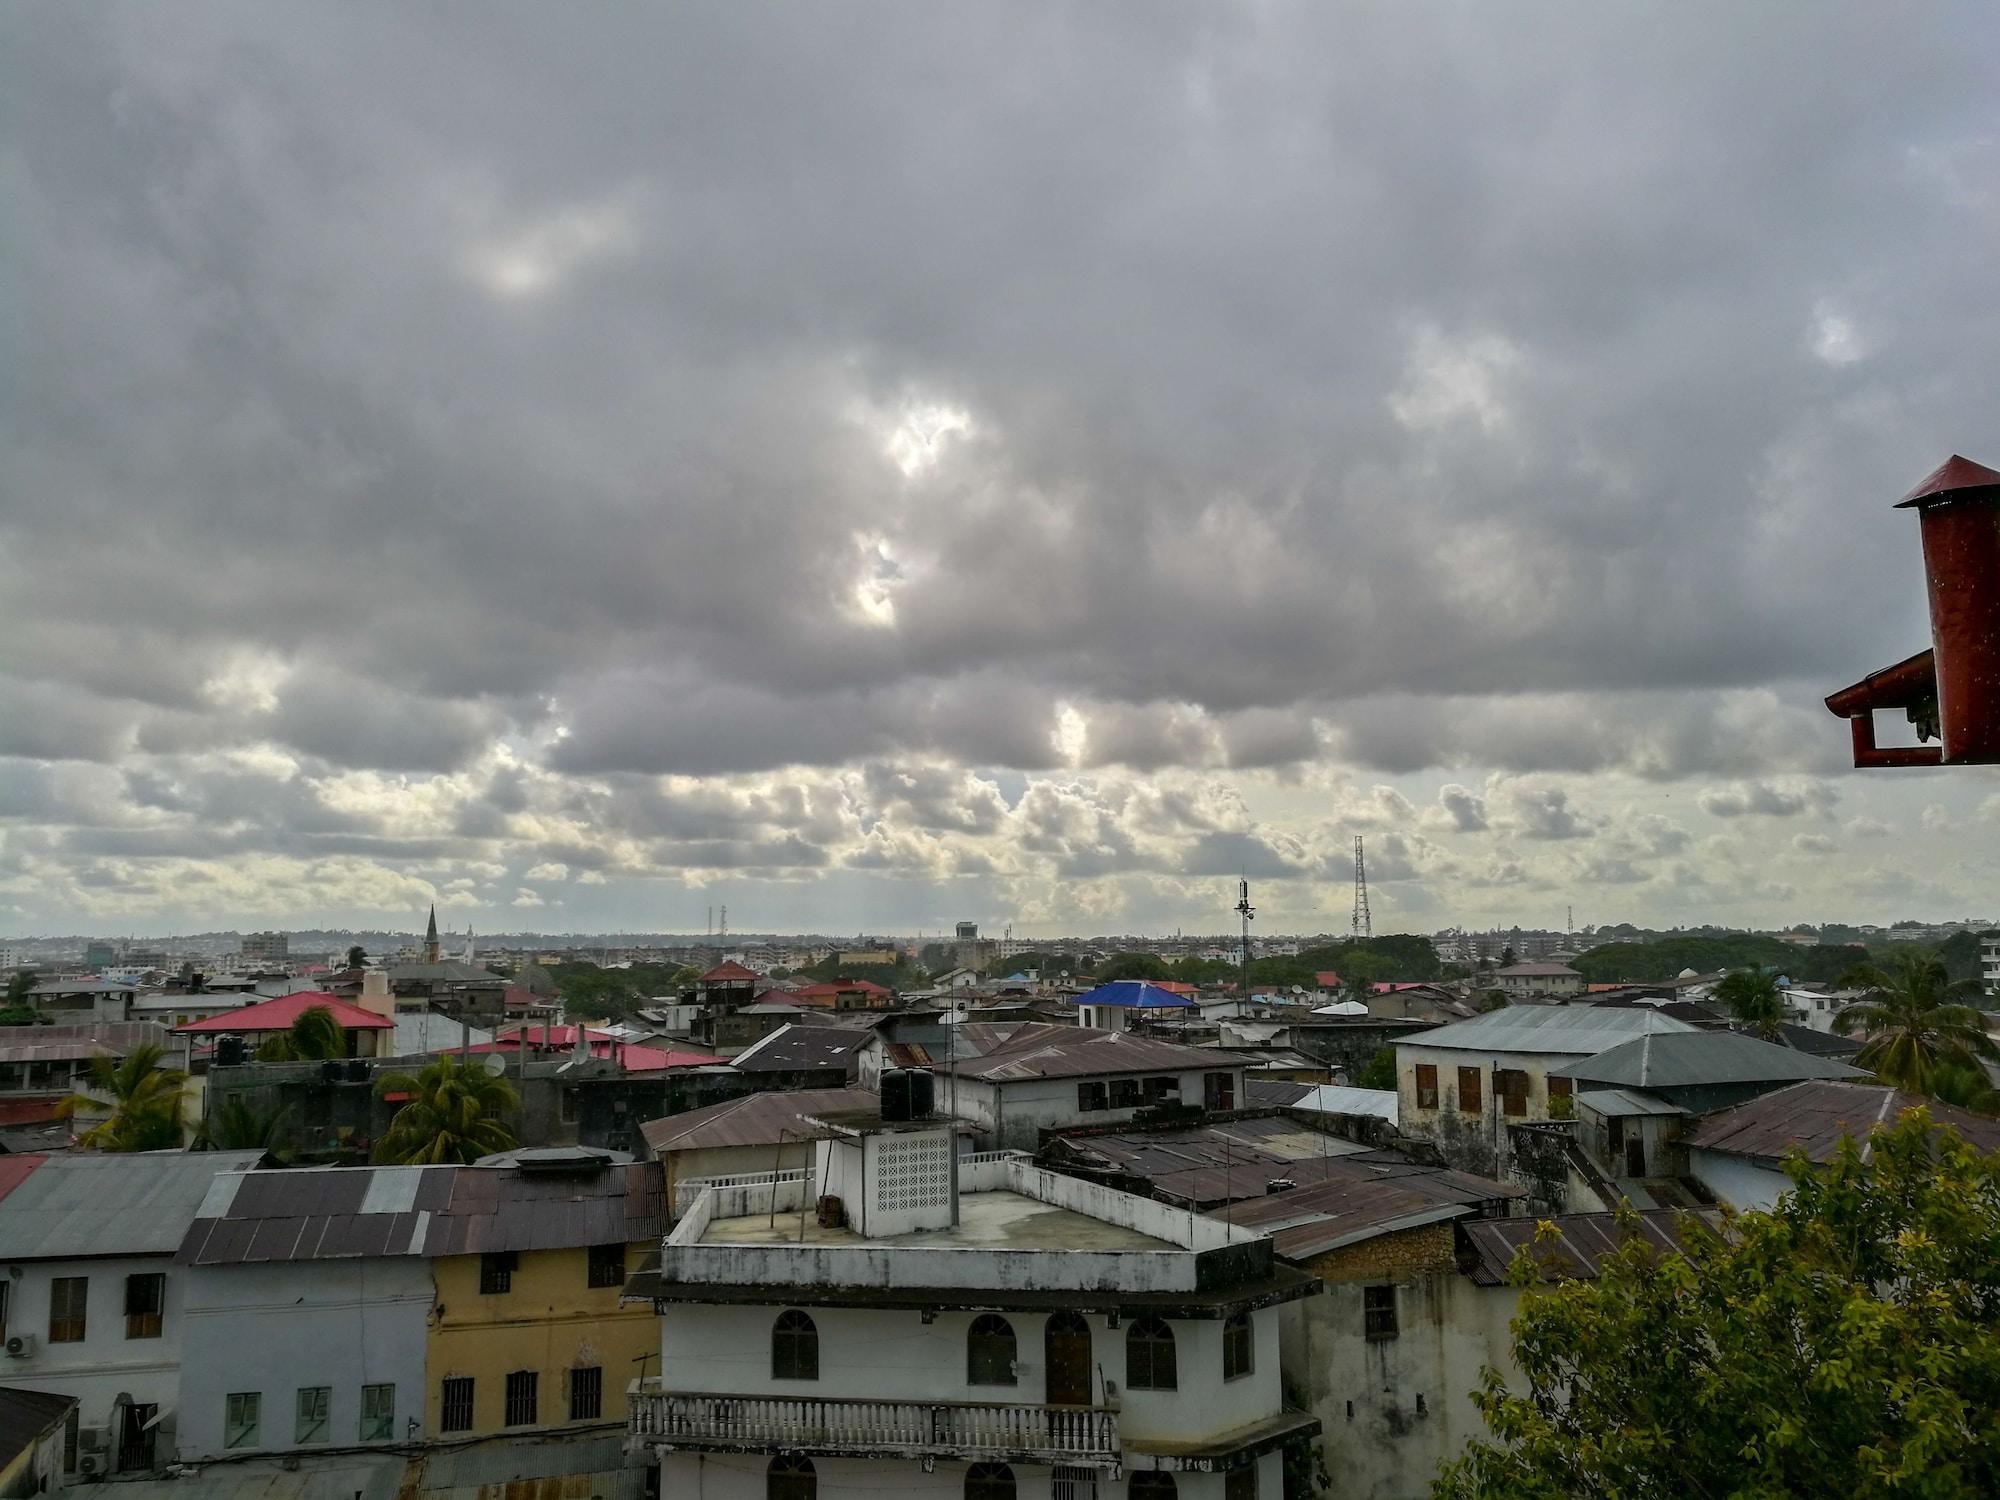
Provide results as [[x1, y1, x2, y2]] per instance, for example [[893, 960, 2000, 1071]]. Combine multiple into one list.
[[1551, 1028, 1866, 1089], [173, 991, 393, 1033], [1495, 962, 1583, 978], [1399, 1003, 1699, 1057], [1459, 1208, 1718, 1285], [700, 1187, 1174, 1253], [0, 1150, 265, 1259], [728, 1022, 872, 1074], [1683, 1079, 2000, 1164], [177, 1158, 663, 1265], [0, 1020, 175, 1064], [0, 1386, 78, 1469], [1217, 1151, 1524, 1260], [1074, 980, 1197, 1009], [639, 1085, 879, 1154], [950, 1022, 1234, 1081], [1044, 1115, 1376, 1208]]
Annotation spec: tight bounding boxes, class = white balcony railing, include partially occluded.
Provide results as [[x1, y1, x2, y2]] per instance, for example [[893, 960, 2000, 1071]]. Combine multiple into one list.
[[629, 1386, 1121, 1468]]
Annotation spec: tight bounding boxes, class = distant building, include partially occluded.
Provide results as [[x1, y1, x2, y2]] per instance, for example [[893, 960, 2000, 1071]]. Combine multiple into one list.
[[1490, 962, 1585, 998], [238, 931, 289, 964], [83, 943, 116, 969], [1984, 933, 2000, 996]]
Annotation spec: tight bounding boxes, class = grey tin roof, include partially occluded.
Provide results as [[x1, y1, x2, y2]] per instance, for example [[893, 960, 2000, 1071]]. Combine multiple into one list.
[[1398, 1003, 1699, 1057], [1551, 1029, 1864, 1089], [177, 1158, 663, 1265], [0, 1150, 264, 1260], [1574, 1087, 1685, 1118]]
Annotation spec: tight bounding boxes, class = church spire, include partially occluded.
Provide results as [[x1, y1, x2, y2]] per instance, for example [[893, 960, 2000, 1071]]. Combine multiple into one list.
[[424, 904, 440, 965]]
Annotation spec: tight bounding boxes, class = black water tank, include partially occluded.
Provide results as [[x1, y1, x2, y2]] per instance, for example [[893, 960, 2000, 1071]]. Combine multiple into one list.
[[215, 1035, 247, 1067], [907, 1068, 936, 1119], [346, 1058, 370, 1083], [880, 1067, 913, 1122], [320, 1060, 344, 1083]]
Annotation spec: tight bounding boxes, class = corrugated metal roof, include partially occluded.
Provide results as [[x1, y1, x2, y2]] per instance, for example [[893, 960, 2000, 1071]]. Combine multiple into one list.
[[1553, 1029, 1865, 1089], [1399, 1003, 1699, 1057], [174, 992, 393, 1033], [1683, 1079, 2000, 1163], [953, 1024, 1230, 1082], [1460, 1208, 1717, 1285], [177, 1158, 664, 1265], [638, 1086, 879, 1153], [729, 1023, 872, 1074], [1215, 1151, 1524, 1259], [1073, 981, 1196, 1009], [0, 1021, 175, 1064], [0, 1387, 77, 1468], [0, 1150, 264, 1260], [1574, 1087, 1685, 1118]]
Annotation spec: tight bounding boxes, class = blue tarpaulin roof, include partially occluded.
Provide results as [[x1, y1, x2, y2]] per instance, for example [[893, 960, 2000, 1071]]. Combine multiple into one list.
[[1074, 980, 1195, 1009]]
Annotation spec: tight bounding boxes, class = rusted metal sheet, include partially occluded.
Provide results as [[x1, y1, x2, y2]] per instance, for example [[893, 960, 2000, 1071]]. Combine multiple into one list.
[[1683, 1079, 2000, 1163]]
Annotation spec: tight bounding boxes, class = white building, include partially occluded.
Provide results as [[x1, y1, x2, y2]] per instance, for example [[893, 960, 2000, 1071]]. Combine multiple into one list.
[[628, 1108, 1320, 1499], [1984, 934, 2000, 996], [1394, 1005, 1699, 1175], [0, 1150, 263, 1479], [945, 1026, 1246, 1151], [1488, 963, 1584, 999]]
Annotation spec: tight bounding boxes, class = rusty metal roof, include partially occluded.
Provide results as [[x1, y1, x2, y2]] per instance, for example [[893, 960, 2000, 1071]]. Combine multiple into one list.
[[176, 1158, 664, 1265], [952, 1024, 1231, 1082], [1215, 1151, 1523, 1259], [637, 1085, 879, 1154], [728, 1023, 872, 1074], [0, 1020, 175, 1064], [1894, 452, 2000, 507], [1683, 1079, 2000, 1163], [1460, 1208, 1718, 1285]]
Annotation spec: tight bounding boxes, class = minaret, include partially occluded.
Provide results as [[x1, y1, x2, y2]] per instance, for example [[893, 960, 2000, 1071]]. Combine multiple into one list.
[[424, 905, 441, 965]]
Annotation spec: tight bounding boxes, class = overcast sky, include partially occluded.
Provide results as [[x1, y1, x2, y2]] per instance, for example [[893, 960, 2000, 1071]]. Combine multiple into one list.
[[4, 3, 1997, 940]]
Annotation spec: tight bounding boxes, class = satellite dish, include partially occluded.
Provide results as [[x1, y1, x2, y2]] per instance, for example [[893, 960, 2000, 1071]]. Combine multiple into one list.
[[480, 1052, 508, 1078]]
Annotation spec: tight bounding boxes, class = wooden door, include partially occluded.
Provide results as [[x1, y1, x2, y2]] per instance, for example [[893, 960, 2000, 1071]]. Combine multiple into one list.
[[1044, 1311, 1092, 1406]]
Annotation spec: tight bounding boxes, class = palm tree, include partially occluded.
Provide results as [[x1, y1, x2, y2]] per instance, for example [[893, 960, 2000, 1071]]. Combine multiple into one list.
[[256, 1005, 347, 1062], [56, 1043, 188, 1151], [372, 1056, 518, 1164], [1714, 969, 1785, 1039], [1833, 952, 1997, 1097], [193, 1095, 297, 1159]]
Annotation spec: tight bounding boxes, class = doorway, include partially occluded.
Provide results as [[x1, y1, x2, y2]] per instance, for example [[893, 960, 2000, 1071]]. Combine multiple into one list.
[[1044, 1311, 1092, 1406]]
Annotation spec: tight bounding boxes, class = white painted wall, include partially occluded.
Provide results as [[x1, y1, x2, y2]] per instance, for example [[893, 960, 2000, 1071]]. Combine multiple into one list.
[[176, 1258, 433, 1459], [1686, 1149, 1791, 1213], [1, 1254, 187, 1463], [658, 1451, 1273, 1499], [952, 1066, 1243, 1151], [658, 1302, 1283, 1449]]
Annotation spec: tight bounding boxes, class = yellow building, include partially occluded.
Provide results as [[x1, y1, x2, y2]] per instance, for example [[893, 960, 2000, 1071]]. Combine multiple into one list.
[[422, 1154, 664, 1441]]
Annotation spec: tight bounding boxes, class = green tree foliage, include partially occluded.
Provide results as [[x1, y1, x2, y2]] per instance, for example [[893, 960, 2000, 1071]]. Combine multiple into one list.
[[1096, 953, 1171, 983], [1355, 1047, 1396, 1090], [551, 960, 696, 1020], [1572, 934, 1870, 985], [344, 944, 367, 969], [255, 1004, 348, 1061], [1935, 929, 1994, 988], [1714, 969, 1785, 1038], [1435, 1108, 2000, 1500], [372, 1056, 519, 1164], [194, 1095, 297, 1160], [1835, 952, 1996, 1099], [4, 969, 35, 1006], [56, 1042, 188, 1151]]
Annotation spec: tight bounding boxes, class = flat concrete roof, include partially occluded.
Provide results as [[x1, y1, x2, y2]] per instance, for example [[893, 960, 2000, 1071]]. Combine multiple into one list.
[[700, 1188, 1177, 1253]]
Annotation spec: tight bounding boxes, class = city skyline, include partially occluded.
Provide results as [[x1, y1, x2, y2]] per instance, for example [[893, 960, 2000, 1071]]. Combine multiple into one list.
[[4, 5, 1998, 936]]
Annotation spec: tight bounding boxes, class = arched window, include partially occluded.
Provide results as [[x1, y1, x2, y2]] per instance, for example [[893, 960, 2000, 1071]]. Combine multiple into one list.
[[1129, 1474, 1177, 1499], [1125, 1316, 1177, 1391], [771, 1310, 819, 1381], [768, 1455, 816, 1500], [967, 1315, 1017, 1386], [964, 1462, 1016, 1500], [1222, 1310, 1253, 1380]]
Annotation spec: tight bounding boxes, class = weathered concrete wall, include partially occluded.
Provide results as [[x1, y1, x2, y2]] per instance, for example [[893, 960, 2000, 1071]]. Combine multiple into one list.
[[952, 1066, 1245, 1151], [1281, 1245, 1520, 1500], [657, 1452, 1263, 1499]]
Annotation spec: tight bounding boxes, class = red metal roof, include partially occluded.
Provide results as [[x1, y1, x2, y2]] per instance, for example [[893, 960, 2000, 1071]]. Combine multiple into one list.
[[1895, 453, 2000, 507], [697, 961, 760, 983], [173, 992, 393, 1033], [461, 1026, 721, 1072]]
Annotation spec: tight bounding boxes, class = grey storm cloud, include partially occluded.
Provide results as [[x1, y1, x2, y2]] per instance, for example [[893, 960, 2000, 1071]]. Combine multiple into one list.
[[2, 2, 1997, 929]]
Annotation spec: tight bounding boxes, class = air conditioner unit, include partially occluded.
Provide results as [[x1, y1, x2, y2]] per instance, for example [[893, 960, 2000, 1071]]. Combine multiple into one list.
[[76, 1455, 101, 1476], [3, 1333, 35, 1358], [77, 1427, 106, 1454]]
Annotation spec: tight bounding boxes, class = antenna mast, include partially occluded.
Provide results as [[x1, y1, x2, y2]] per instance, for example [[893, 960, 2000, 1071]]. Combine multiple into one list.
[[1235, 879, 1255, 979], [1351, 836, 1372, 939]]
